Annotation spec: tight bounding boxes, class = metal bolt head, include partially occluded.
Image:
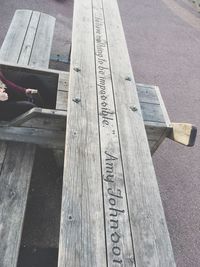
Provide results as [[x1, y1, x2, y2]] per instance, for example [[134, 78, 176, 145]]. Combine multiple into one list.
[[125, 76, 132, 81], [73, 67, 81, 72], [73, 97, 81, 104], [130, 106, 138, 112]]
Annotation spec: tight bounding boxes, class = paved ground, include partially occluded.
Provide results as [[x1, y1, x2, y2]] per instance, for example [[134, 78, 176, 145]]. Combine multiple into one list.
[[119, 1, 200, 266], [0, 0, 200, 266]]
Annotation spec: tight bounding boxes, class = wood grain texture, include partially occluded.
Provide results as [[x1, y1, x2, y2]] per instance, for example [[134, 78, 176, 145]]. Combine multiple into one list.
[[0, 126, 65, 149], [0, 62, 65, 77], [93, 0, 134, 264], [0, 10, 55, 68], [58, 0, 175, 266], [0, 142, 7, 170], [55, 72, 170, 153], [57, 72, 69, 92], [102, 0, 175, 265], [0, 10, 32, 63], [155, 86, 171, 127], [56, 90, 68, 111], [136, 83, 160, 104], [56, 72, 69, 111], [0, 143, 35, 267], [18, 11, 40, 65], [29, 12, 55, 68], [0, 9, 55, 267], [10, 107, 66, 131], [58, 0, 107, 266], [140, 102, 165, 123]]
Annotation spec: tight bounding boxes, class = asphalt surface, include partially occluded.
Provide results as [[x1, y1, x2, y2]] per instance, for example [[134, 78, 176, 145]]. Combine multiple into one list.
[[0, 0, 200, 266], [118, 1, 200, 266]]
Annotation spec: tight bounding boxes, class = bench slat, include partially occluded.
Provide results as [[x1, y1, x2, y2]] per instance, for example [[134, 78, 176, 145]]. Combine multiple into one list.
[[18, 11, 41, 65], [136, 84, 160, 104], [55, 72, 170, 153], [58, 0, 107, 265], [0, 142, 7, 170], [56, 72, 69, 111], [0, 143, 35, 267], [0, 126, 65, 149], [29, 12, 55, 68], [0, 10, 32, 63], [0, 10, 55, 68], [102, 0, 175, 265]]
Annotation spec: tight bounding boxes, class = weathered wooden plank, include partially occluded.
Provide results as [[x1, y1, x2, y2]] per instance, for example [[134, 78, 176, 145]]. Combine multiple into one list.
[[29, 12, 55, 68], [102, 0, 175, 265], [59, 0, 176, 266], [55, 73, 170, 154], [10, 108, 66, 131], [0, 143, 35, 267], [0, 10, 32, 63], [0, 62, 65, 77], [55, 72, 170, 153], [57, 72, 69, 93], [136, 83, 160, 104], [155, 86, 171, 126], [56, 72, 69, 111], [0, 126, 65, 149], [140, 102, 166, 123], [53, 70, 68, 165], [0, 10, 55, 68], [0, 142, 7, 170], [0, 10, 56, 266], [18, 11, 40, 65], [56, 90, 68, 111], [21, 115, 66, 131], [58, 0, 107, 265]]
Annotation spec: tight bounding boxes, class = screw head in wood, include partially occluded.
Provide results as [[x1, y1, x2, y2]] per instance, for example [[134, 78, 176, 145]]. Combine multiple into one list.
[[73, 67, 81, 72], [125, 76, 131, 81], [73, 97, 81, 104], [130, 106, 138, 112]]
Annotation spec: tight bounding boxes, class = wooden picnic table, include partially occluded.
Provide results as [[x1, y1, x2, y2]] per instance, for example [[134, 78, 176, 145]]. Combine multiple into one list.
[[0, 3, 197, 267]]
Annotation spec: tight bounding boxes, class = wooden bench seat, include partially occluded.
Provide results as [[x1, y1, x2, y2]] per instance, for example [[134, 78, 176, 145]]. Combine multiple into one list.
[[0, 10, 55, 267], [0, 10, 55, 68]]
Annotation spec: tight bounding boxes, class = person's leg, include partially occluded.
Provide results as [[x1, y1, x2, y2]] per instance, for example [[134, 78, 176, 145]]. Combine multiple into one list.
[[0, 101, 36, 121]]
